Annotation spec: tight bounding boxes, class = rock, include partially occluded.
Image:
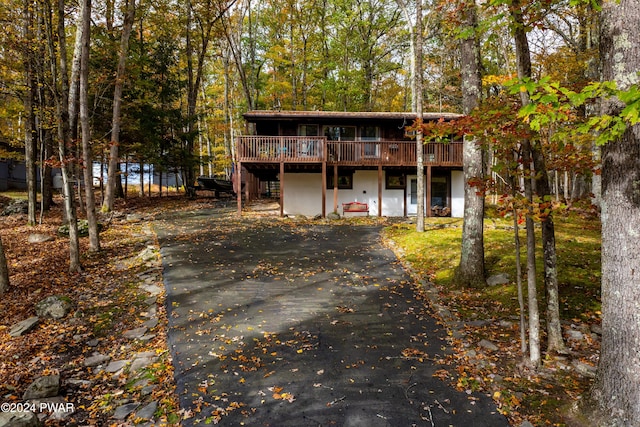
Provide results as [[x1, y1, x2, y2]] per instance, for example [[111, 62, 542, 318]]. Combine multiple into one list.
[[9, 317, 39, 337], [467, 320, 490, 327], [141, 305, 157, 318], [498, 320, 514, 328], [126, 213, 143, 223], [478, 339, 499, 352], [566, 329, 584, 342], [327, 212, 341, 220], [86, 339, 100, 347], [123, 327, 148, 339], [113, 403, 140, 420], [27, 234, 55, 244], [519, 421, 535, 427], [0, 411, 41, 427], [486, 273, 510, 286], [84, 354, 111, 367], [34, 295, 72, 319], [105, 360, 130, 373], [572, 360, 597, 378], [140, 284, 163, 296], [143, 318, 158, 329], [130, 355, 157, 373], [2, 200, 28, 216], [29, 397, 74, 422], [135, 401, 158, 420], [140, 385, 156, 397], [22, 375, 60, 399], [144, 296, 158, 306], [137, 247, 158, 263], [66, 379, 92, 388]]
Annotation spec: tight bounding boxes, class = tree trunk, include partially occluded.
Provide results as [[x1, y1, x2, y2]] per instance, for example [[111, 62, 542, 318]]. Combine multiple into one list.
[[511, 0, 541, 366], [455, 0, 485, 287], [531, 147, 566, 353], [23, 0, 38, 226], [47, 0, 81, 272], [102, 0, 136, 212], [522, 144, 540, 367], [414, 0, 424, 233], [79, 0, 99, 251], [0, 237, 8, 295], [590, 1, 640, 424]]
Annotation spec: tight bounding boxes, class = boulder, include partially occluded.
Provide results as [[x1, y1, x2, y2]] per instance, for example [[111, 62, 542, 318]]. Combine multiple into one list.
[[9, 317, 39, 337], [22, 375, 60, 400], [113, 403, 139, 420], [27, 234, 55, 244], [123, 326, 148, 340], [478, 339, 499, 352], [135, 401, 158, 420], [0, 411, 41, 427], [83, 354, 111, 367], [35, 296, 72, 319], [486, 273, 510, 286], [2, 200, 28, 216]]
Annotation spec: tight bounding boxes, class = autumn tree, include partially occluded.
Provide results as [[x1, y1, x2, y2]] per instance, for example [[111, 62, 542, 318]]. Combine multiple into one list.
[[589, 0, 640, 424]]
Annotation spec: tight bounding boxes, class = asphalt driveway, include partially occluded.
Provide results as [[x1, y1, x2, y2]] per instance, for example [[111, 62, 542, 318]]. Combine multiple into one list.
[[155, 205, 509, 426]]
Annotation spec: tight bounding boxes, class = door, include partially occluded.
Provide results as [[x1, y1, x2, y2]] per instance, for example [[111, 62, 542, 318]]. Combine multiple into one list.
[[407, 176, 418, 215]]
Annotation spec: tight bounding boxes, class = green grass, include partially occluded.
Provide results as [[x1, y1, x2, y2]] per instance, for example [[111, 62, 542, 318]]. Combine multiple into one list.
[[383, 208, 602, 322]]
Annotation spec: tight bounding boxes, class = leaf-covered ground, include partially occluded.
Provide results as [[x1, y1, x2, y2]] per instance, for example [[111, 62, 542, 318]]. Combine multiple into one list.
[[0, 194, 185, 426]]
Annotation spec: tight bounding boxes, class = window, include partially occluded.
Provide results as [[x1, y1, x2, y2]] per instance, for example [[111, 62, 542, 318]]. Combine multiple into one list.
[[431, 176, 448, 208], [385, 173, 405, 189], [298, 124, 318, 136], [327, 172, 353, 189], [324, 126, 356, 141], [360, 126, 378, 140], [361, 126, 380, 157]]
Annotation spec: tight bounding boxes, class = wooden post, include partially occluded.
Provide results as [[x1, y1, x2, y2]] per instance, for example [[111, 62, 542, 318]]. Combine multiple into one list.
[[378, 165, 383, 217], [426, 165, 432, 217], [280, 162, 285, 217], [322, 161, 327, 217], [236, 162, 242, 216], [244, 171, 250, 203], [403, 177, 407, 217], [333, 165, 339, 213]]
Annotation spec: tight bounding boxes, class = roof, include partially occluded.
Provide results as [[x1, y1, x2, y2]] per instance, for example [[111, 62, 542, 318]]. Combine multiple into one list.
[[243, 110, 462, 122]]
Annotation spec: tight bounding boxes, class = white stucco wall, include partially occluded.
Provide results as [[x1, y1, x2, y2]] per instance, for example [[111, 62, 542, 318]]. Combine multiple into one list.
[[282, 173, 323, 216], [281, 170, 464, 218], [451, 170, 464, 218]]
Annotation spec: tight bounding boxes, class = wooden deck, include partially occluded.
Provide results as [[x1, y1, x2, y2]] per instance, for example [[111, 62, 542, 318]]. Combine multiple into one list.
[[236, 136, 463, 167]]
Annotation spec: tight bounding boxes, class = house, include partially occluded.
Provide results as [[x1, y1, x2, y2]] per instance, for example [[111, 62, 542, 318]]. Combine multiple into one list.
[[234, 110, 464, 218]]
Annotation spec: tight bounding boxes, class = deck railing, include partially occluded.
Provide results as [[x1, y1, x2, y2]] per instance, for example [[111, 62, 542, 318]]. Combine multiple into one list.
[[236, 136, 463, 166]]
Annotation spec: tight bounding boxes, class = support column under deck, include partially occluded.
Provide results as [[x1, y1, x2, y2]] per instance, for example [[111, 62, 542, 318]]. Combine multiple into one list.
[[322, 162, 327, 217], [279, 162, 285, 217], [236, 162, 242, 216], [378, 165, 383, 217]]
